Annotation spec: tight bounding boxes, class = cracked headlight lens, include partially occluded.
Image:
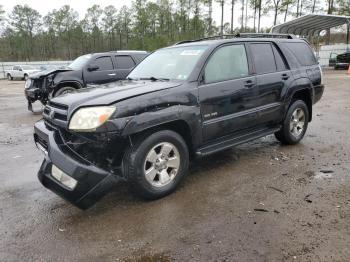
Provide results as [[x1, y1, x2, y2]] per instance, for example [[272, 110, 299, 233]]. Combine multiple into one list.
[[69, 106, 116, 131]]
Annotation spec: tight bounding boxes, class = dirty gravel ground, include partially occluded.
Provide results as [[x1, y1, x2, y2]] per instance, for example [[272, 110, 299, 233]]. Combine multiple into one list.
[[1, 71, 350, 262]]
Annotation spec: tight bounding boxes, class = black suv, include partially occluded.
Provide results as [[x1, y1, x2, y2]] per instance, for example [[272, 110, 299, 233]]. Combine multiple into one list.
[[25, 51, 148, 111], [34, 34, 324, 209], [334, 51, 350, 70]]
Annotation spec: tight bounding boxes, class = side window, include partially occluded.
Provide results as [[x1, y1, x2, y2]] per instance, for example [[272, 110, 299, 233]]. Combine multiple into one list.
[[116, 56, 135, 69], [284, 42, 317, 66], [94, 56, 114, 71], [204, 44, 249, 84], [250, 43, 277, 74], [13, 66, 19, 70], [272, 45, 287, 71]]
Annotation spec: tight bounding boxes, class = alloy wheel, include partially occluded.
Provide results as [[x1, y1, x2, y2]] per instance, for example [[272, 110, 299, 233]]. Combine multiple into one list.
[[144, 142, 180, 187], [289, 108, 305, 138]]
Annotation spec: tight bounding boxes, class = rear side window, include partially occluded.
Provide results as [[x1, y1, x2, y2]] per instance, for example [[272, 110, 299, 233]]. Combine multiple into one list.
[[284, 42, 317, 66], [116, 56, 135, 69], [204, 44, 249, 83], [250, 43, 276, 74], [94, 56, 114, 71], [272, 45, 287, 71]]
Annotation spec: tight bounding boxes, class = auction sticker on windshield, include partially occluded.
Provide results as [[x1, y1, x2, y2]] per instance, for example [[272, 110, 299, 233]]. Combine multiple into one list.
[[180, 50, 204, 56]]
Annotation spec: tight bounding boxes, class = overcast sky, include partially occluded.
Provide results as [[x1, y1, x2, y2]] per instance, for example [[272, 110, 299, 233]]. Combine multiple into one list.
[[2, 0, 274, 29]]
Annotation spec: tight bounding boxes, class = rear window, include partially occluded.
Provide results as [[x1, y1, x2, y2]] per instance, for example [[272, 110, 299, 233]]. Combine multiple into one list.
[[250, 43, 276, 74], [284, 42, 317, 66], [116, 56, 135, 69], [272, 45, 287, 71]]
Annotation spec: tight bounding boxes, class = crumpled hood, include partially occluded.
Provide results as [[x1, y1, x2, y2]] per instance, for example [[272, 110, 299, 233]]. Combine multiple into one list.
[[29, 68, 72, 79], [26, 69, 41, 75], [51, 80, 182, 115]]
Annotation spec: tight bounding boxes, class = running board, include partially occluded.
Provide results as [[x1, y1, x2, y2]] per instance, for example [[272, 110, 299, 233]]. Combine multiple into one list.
[[196, 126, 281, 157]]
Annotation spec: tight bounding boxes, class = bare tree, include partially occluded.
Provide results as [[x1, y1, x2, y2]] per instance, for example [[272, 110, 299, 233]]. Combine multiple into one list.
[[231, 0, 237, 33], [216, 0, 226, 36]]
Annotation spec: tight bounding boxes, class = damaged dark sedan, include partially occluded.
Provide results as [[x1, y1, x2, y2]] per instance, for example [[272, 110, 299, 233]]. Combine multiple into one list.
[[25, 51, 148, 111], [34, 34, 324, 209]]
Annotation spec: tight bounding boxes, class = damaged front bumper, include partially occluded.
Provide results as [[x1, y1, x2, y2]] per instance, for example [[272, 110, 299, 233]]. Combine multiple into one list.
[[25, 86, 41, 111], [25, 78, 52, 111], [34, 120, 122, 209]]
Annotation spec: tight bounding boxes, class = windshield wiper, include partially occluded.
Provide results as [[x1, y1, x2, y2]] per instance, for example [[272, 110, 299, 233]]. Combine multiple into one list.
[[140, 77, 170, 82]]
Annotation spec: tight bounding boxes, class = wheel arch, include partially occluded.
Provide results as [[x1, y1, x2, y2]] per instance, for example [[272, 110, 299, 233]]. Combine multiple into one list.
[[122, 109, 198, 157], [290, 88, 312, 122], [286, 77, 313, 122], [55, 81, 82, 90]]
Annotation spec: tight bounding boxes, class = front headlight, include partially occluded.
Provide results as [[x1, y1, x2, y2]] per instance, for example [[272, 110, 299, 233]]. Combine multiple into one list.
[[69, 106, 116, 131], [25, 79, 32, 89]]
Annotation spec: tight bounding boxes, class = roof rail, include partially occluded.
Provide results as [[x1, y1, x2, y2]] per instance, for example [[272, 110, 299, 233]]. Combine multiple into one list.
[[174, 34, 237, 45], [108, 50, 148, 53], [174, 33, 297, 45], [236, 33, 296, 39]]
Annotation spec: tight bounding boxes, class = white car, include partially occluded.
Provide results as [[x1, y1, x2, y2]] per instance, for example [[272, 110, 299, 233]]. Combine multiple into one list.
[[5, 65, 40, 81]]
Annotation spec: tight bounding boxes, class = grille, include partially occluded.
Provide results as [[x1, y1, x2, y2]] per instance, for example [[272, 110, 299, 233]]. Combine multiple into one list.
[[43, 101, 69, 128]]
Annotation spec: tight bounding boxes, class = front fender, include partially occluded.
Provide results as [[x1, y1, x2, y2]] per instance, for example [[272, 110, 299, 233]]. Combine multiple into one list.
[[120, 105, 202, 147], [53, 70, 84, 89]]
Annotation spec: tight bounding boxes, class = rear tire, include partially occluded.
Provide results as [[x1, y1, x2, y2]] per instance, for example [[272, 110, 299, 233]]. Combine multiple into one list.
[[275, 100, 309, 145], [7, 74, 13, 81], [123, 130, 189, 199], [53, 86, 76, 97]]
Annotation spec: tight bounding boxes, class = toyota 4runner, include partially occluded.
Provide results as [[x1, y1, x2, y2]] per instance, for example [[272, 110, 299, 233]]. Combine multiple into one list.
[[34, 34, 324, 209]]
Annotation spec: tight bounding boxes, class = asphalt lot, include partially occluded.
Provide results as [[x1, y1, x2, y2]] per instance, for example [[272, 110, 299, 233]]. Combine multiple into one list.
[[1, 71, 350, 262]]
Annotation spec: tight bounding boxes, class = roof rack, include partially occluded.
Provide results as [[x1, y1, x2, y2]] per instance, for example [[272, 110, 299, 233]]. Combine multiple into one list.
[[175, 34, 237, 45], [236, 33, 296, 39], [108, 50, 148, 53], [174, 33, 296, 45]]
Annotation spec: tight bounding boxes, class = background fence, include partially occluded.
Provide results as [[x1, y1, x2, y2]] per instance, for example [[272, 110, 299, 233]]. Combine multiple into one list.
[[318, 44, 350, 67], [0, 61, 71, 79]]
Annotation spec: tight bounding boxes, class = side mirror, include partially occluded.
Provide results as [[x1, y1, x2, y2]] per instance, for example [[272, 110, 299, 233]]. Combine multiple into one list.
[[87, 64, 99, 72], [19, 68, 23, 71]]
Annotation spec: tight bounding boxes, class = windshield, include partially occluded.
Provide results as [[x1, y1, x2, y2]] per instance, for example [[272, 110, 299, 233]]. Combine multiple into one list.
[[128, 45, 208, 81], [68, 54, 92, 70], [21, 65, 35, 70]]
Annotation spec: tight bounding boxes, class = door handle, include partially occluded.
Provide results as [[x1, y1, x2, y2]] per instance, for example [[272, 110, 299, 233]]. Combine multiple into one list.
[[108, 73, 116, 76], [282, 73, 290, 80], [244, 80, 254, 88]]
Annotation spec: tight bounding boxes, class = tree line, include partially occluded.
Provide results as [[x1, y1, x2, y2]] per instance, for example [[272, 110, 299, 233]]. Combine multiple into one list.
[[0, 0, 349, 61]]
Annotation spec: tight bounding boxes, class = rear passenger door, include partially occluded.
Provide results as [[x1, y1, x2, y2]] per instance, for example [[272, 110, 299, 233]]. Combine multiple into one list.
[[248, 42, 292, 125], [115, 55, 136, 80], [84, 56, 116, 85]]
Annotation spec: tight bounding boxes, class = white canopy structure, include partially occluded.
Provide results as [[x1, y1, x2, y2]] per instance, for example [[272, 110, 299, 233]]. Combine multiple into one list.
[[271, 14, 350, 45]]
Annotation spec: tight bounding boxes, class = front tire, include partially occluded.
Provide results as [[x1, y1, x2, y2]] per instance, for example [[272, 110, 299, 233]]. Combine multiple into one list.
[[23, 74, 28, 81], [275, 100, 309, 145], [53, 86, 76, 97], [123, 130, 189, 199]]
